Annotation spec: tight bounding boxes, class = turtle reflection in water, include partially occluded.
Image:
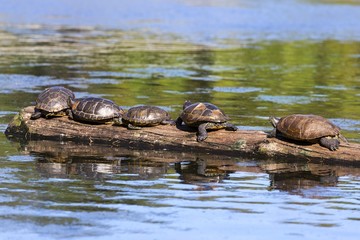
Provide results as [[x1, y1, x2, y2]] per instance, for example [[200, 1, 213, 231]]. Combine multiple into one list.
[[68, 97, 124, 124], [269, 114, 348, 151], [119, 105, 175, 129], [175, 159, 235, 190], [176, 101, 238, 142], [268, 167, 338, 194], [31, 86, 75, 120]]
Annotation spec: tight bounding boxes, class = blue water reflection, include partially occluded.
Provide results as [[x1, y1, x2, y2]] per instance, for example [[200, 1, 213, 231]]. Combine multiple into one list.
[[1, 0, 360, 44]]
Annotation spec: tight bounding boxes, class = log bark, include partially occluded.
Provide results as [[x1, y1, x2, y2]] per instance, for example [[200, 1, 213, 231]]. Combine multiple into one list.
[[5, 106, 360, 165]]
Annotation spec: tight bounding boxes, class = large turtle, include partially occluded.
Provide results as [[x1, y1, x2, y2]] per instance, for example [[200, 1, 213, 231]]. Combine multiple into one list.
[[119, 105, 175, 129], [269, 114, 348, 151], [31, 86, 75, 120], [68, 97, 124, 124], [176, 100, 238, 142]]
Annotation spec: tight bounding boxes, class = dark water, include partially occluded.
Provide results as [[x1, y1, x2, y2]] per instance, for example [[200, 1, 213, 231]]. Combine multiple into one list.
[[1, 0, 360, 239]]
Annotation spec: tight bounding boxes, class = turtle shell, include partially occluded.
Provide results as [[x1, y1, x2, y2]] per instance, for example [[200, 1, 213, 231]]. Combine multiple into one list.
[[70, 97, 124, 122], [180, 102, 229, 126], [123, 105, 171, 126], [35, 86, 75, 113], [275, 114, 341, 141]]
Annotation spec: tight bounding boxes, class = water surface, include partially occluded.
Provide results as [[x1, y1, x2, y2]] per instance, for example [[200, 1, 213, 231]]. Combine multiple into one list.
[[1, 0, 360, 239]]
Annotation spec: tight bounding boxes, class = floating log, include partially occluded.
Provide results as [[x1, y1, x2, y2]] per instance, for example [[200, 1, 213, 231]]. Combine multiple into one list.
[[5, 106, 360, 165]]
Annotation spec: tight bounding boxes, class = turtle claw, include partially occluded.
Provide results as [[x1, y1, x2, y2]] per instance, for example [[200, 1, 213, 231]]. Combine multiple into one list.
[[330, 145, 339, 151]]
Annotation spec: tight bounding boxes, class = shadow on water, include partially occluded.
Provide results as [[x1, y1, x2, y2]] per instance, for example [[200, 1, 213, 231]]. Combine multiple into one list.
[[11, 139, 360, 196]]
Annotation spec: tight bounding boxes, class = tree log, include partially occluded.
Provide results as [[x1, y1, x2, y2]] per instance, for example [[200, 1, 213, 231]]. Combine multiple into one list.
[[5, 106, 360, 165]]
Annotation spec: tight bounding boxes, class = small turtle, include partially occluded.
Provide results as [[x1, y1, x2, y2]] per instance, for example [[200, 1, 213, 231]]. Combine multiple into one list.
[[176, 100, 238, 142], [269, 114, 348, 151], [119, 105, 175, 129], [68, 97, 124, 124], [31, 86, 75, 120]]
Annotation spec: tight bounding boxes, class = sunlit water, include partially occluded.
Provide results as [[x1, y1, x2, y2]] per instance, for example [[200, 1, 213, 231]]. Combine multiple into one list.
[[1, 0, 360, 239]]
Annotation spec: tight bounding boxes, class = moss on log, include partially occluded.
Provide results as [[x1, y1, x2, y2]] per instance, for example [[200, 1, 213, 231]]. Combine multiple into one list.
[[5, 106, 360, 165]]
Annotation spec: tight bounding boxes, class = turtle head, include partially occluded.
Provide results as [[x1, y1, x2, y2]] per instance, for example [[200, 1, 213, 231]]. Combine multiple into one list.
[[183, 100, 192, 110], [269, 116, 280, 128], [67, 96, 75, 108]]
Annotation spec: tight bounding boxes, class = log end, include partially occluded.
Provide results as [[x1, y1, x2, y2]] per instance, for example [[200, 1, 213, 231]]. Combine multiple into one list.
[[5, 106, 34, 140]]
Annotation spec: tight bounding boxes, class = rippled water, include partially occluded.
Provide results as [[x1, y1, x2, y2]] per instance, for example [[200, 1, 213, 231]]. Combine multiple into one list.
[[1, 0, 360, 239], [1, 146, 360, 240]]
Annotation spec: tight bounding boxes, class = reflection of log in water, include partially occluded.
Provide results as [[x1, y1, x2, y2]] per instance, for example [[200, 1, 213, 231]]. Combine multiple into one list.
[[36, 159, 121, 179], [6, 106, 360, 165], [266, 164, 338, 195], [269, 171, 338, 191], [16, 138, 360, 196], [23, 140, 239, 182], [23, 140, 171, 180], [36, 158, 169, 180]]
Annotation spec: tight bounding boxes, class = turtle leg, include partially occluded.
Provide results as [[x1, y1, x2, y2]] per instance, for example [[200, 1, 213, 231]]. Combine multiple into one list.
[[175, 117, 183, 127], [113, 117, 123, 126], [44, 112, 53, 119], [197, 123, 209, 142], [319, 137, 340, 151], [68, 110, 74, 120], [268, 128, 277, 138], [161, 119, 176, 125], [127, 123, 142, 130], [30, 110, 42, 120], [224, 122, 238, 131]]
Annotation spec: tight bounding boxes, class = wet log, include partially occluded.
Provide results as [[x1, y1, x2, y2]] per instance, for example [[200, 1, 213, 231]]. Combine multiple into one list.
[[5, 106, 360, 165]]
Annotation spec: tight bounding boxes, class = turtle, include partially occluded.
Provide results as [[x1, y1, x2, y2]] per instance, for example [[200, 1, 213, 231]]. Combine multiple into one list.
[[176, 100, 238, 142], [31, 86, 75, 120], [68, 97, 124, 124], [118, 105, 175, 129], [269, 114, 348, 151]]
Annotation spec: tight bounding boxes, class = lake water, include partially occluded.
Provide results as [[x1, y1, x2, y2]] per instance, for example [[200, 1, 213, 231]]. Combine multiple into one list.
[[1, 0, 360, 239]]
